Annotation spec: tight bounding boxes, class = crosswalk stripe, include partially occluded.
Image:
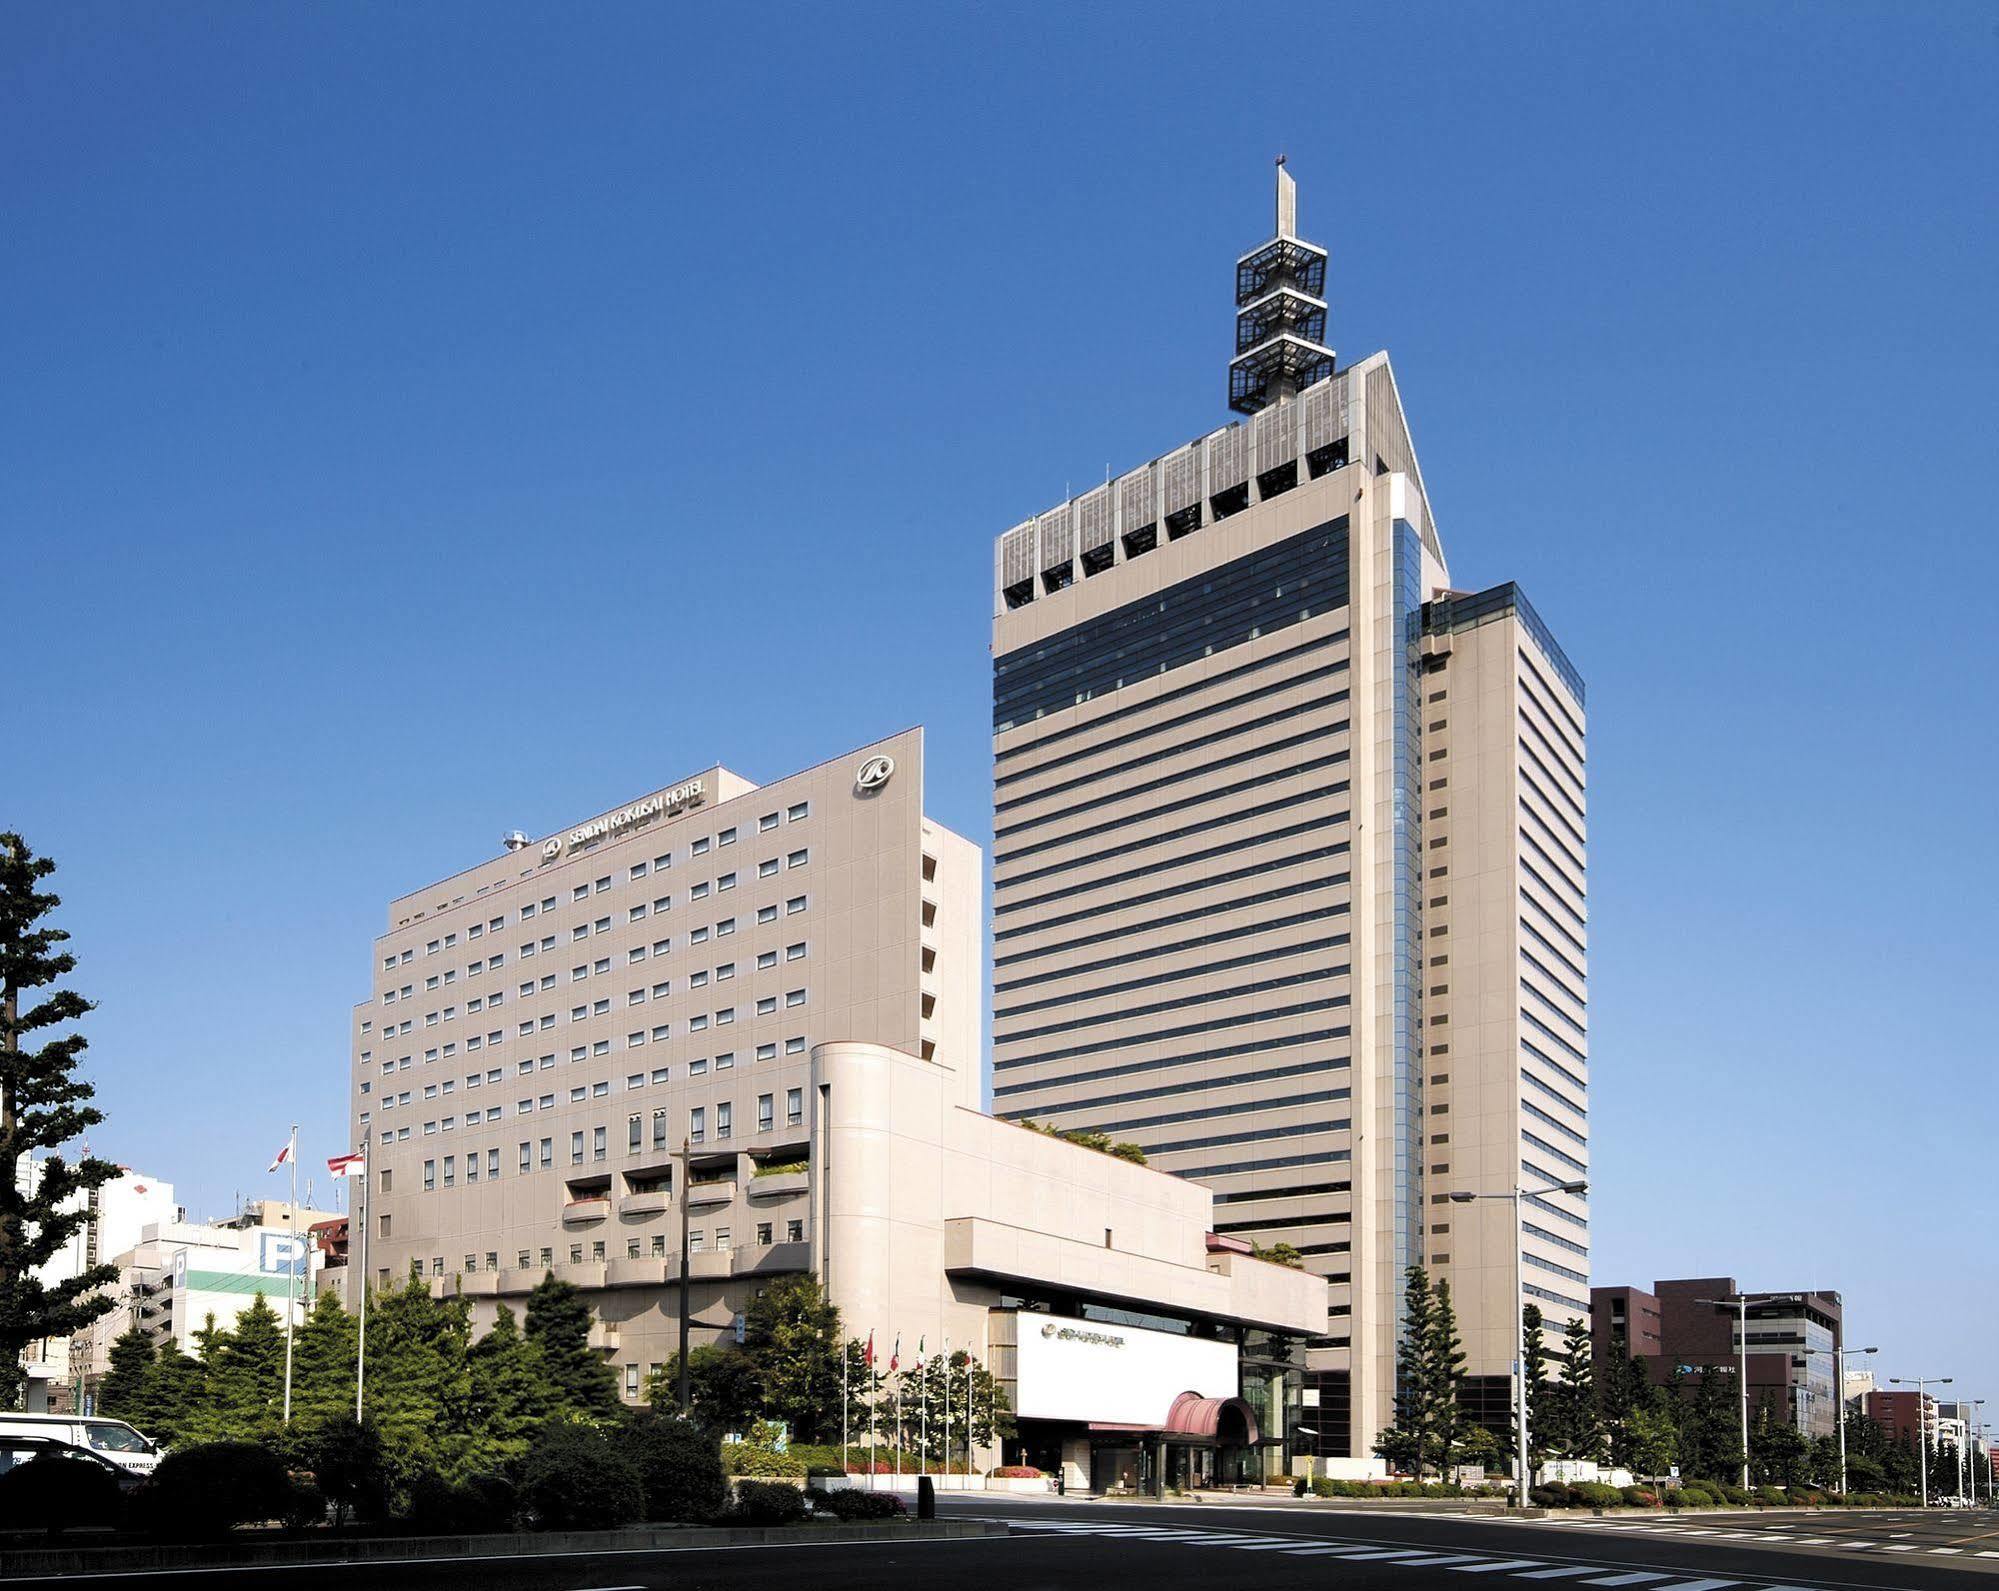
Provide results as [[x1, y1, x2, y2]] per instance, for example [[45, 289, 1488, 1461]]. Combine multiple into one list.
[[1451, 1562, 1558, 1574], [1283, 1546, 1368, 1556], [1644, 1579, 1736, 1591], [1582, 1574, 1670, 1586], [1512, 1570, 1607, 1580], [1229, 1541, 1329, 1551], [1328, 1548, 1444, 1560]]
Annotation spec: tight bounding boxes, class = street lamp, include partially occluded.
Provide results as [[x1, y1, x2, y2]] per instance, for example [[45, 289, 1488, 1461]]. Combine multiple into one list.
[[1446, 1173, 1588, 1509], [1801, 1342, 1876, 1494], [1889, 1376, 1952, 1506]]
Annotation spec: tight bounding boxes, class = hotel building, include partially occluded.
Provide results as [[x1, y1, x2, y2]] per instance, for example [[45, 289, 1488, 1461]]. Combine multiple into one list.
[[989, 163, 1591, 1467], [346, 729, 1324, 1477]]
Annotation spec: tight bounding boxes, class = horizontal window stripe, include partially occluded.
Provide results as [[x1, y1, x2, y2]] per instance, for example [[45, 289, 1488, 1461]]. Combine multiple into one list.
[[995, 631, 1351, 767], [1520, 915, 1587, 982], [993, 996, 1350, 1071], [1521, 976, 1587, 1038], [1520, 829, 1587, 904], [1522, 1131, 1588, 1174], [998, 818, 1349, 916], [1212, 1210, 1352, 1234], [1522, 1039, 1589, 1095], [1519, 796, 1587, 879], [1142, 1119, 1349, 1158], [1181, 1148, 1352, 1180], [1520, 862, 1588, 934], [1521, 950, 1587, 1008], [995, 723, 1350, 844], [1523, 1099, 1588, 1148], [996, 683, 1350, 811], [997, 757, 1351, 869], [997, 903, 1352, 994], [1523, 1220, 1589, 1259], [996, 873, 1349, 969], [1211, 1179, 1352, 1207], [1519, 723, 1588, 822], [1048, 1088, 1350, 1138], [993, 1027, 1350, 1098], [1519, 1067, 1588, 1119], [1526, 1250, 1590, 1286], [1523, 1187, 1589, 1230], [997, 964, 1352, 1043], [1517, 667, 1586, 765], [996, 1057, 1347, 1119], [1521, 1009, 1588, 1065], [993, 932, 1351, 1020], [1525, 1281, 1592, 1313]]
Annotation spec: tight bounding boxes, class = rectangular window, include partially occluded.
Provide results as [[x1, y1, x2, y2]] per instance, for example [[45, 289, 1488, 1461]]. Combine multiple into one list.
[[759, 858, 779, 878], [520, 1142, 532, 1172], [784, 989, 805, 1008], [466, 1152, 479, 1183], [690, 1107, 706, 1144], [786, 1218, 803, 1243], [756, 1222, 773, 1245], [717, 873, 736, 892], [593, 1125, 607, 1161], [785, 942, 806, 961], [652, 1108, 668, 1148], [787, 850, 807, 869], [570, 1132, 584, 1164], [716, 1102, 732, 1138], [759, 813, 779, 832], [788, 802, 808, 822], [786, 1087, 802, 1127], [423, 1160, 436, 1191], [442, 1156, 455, 1187], [757, 1094, 774, 1132], [786, 896, 806, 914], [757, 905, 777, 925], [629, 1115, 642, 1151], [718, 827, 737, 847]]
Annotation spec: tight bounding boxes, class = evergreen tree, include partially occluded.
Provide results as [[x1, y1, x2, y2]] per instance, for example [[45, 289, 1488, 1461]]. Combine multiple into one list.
[[365, 1270, 473, 1484], [197, 1293, 285, 1443], [1373, 1266, 1441, 1479], [741, 1275, 843, 1441], [648, 1344, 760, 1434], [1627, 1405, 1678, 1479], [289, 1290, 358, 1433], [1423, 1278, 1470, 1476], [1680, 1365, 1745, 1484], [467, 1303, 551, 1464], [524, 1272, 619, 1418], [1543, 1314, 1601, 1461], [1514, 1303, 1553, 1482], [139, 1347, 205, 1445], [97, 1325, 156, 1423], [0, 834, 120, 1402]]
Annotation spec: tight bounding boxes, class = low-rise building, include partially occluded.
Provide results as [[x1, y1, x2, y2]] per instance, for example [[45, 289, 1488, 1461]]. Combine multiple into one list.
[[341, 730, 1328, 1482]]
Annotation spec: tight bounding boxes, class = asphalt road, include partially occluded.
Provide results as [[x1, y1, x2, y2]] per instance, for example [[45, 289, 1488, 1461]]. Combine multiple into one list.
[[6, 1496, 1996, 1591]]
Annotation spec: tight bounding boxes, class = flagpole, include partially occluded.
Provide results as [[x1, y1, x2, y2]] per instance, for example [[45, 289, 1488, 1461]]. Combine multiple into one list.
[[355, 1147, 370, 1421], [868, 1332, 877, 1492], [920, 1348, 928, 1475], [281, 1127, 298, 1422], [841, 1337, 849, 1476], [943, 1335, 951, 1482]]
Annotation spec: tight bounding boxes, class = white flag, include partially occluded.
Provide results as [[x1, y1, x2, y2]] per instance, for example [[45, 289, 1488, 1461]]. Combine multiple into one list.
[[268, 1137, 294, 1173]]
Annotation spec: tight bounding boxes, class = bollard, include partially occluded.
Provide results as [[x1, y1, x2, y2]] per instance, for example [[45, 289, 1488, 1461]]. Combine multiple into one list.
[[918, 1475, 937, 1519]]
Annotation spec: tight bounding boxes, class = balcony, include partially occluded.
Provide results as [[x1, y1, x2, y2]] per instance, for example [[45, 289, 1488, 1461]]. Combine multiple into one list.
[[733, 1240, 811, 1278], [606, 1256, 665, 1288], [561, 1197, 610, 1225], [587, 1320, 619, 1353], [619, 1190, 671, 1218], [686, 1180, 735, 1209], [459, 1272, 499, 1298], [747, 1169, 807, 1199]]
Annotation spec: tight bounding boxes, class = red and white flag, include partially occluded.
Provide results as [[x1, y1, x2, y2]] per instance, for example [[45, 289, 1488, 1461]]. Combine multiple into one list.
[[267, 1136, 294, 1173], [864, 1329, 875, 1368], [890, 1334, 900, 1373], [327, 1151, 365, 1179]]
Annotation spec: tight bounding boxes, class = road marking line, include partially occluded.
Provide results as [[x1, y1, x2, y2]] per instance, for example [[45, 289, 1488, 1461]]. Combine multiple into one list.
[[1450, 1561, 1558, 1574], [1325, 1547, 1445, 1559], [1929, 1547, 1963, 1554], [1513, 1567, 1608, 1579], [1581, 1574, 1669, 1586], [1644, 1580, 1737, 1590], [1883, 1544, 1919, 1551]]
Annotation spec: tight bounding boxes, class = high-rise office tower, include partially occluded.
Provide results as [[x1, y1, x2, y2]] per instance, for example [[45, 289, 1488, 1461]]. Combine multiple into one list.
[[989, 162, 1590, 1465]]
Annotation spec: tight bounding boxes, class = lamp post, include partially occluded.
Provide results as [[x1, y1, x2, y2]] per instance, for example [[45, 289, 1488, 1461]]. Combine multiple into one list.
[[1802, 1342, 1876, 1494], [1690, 1291, 1800, 1491], [1446, 1173, 1587, 1508], [676, 1136, 692, 1415], [1889, 1376, 1951, 1506]]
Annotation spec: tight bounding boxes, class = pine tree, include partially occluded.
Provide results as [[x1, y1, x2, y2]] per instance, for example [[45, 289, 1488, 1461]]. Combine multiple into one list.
[[524, 1272, 619, 1418], [0, 834, 121, 1402], [365, 1270, 473, 1484], [1374, 1265, 1438, 1478], [467, 1304, 551, 1465], [206, 1293, 286, 1442], [1544, 1314, 1601, 1461], [1513, 1303, 1552, 1482], [140, 1346, 205, 1445], [98, 1324, 156, 1423], [1423, 1278, 1470, 1476]]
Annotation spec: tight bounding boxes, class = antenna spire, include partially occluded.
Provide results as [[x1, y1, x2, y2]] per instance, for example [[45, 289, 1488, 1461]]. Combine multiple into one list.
[[1230, 159, 1334, 415]]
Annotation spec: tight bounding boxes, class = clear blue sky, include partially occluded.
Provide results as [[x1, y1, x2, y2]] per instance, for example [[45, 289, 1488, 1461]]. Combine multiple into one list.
[[5, 4, 1993, 1396]]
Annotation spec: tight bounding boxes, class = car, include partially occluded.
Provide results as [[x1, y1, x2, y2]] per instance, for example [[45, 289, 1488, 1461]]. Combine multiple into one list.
[[0, 1435, 146, 1493], [0, 1414, 160, 1476]]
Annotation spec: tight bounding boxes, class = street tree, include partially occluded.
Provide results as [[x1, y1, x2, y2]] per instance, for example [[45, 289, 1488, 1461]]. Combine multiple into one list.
[[525, 1272, 620, 1418], [0, 834, 120, 1402]]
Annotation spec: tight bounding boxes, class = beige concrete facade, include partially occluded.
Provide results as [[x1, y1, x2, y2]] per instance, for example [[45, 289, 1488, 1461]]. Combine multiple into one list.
[[347, 728, 983, 1396], [990, 355, 1587, 1466]]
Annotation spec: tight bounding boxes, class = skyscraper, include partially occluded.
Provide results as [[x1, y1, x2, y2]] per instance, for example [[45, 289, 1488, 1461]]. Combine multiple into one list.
[[989, 163, 1589, 1464]]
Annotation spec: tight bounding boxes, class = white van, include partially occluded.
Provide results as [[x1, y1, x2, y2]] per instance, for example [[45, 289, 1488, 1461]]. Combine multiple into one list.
[[0, 1413, 161, 1475]]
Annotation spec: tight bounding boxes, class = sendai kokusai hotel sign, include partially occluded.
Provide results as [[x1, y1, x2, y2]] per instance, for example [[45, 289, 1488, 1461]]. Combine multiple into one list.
[[541, 780, 704, 861]]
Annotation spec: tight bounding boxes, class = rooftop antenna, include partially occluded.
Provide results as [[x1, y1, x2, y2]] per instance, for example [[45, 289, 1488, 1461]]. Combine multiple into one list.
[[1230, 155, 1334, 415]]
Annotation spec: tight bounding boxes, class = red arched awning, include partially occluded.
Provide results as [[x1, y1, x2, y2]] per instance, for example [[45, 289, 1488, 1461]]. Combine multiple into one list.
[[1164, 1389, 1261, 1446]]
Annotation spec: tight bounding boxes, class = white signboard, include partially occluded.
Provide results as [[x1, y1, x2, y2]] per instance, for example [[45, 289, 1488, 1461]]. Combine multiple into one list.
[[1012, 1311, 1236, 1426]]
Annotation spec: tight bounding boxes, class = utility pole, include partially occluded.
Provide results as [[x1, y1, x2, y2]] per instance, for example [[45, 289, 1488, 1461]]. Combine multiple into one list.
[[676, 1136, 691, 1415]]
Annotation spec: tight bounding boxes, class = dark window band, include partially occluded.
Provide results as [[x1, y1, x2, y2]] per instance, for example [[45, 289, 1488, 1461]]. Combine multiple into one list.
[[994, 996, 1351, 1071], [997, 875, 1351, 974], [993, 1027, 1350, 1099], [993, 930, 1351, 1020], [996, 963, 1352, 1044]]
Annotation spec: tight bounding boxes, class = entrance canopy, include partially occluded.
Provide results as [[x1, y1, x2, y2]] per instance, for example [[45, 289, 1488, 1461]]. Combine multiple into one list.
[[1162, 1389, 1260, 1446]]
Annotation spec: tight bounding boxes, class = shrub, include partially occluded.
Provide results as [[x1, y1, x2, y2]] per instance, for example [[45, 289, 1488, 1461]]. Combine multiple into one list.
[[1530, 1484, 1570, 1508], [1752, 1485, 1786, 1507], [729, 1443, 807, 1477], [621, 1408, 727, 1523], [403, 1472, 517, 1534], [1621, 1486, 1658, 1507], [730, 1479, 806, 1525], [1716, 1483, 1752, 1505], [280, 1479, 327, 1531], [1574, 1481, 1623, 1508], [0, 1454, 123, 1535], [820, 1487, 906, 1520], [297, 1416, 389, 1526], [988, 1465, 1042, 1478], [520, 1421, 644, 1531], [1293, 1475, 1309, 1496], [1310, 1476, 1336, 1497], [138, 1442, 295, 1539]]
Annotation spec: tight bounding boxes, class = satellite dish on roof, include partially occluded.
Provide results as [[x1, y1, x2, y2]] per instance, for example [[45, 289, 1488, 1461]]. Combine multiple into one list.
[[502, 831, 531, 852]]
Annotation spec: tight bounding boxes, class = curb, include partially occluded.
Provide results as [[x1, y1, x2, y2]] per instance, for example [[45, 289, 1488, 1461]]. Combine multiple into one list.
[[0, 1518, 1002, 1578]]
